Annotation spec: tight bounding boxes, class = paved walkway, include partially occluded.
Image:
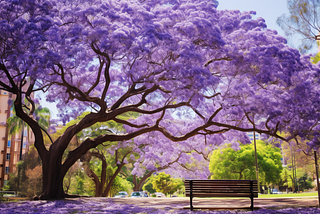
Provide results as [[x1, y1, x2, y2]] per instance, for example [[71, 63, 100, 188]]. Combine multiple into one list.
[[112, 196, 319, 210]]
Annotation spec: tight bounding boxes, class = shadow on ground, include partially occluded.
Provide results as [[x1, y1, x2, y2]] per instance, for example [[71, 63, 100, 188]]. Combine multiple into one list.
[[0, 196, 319, 213]]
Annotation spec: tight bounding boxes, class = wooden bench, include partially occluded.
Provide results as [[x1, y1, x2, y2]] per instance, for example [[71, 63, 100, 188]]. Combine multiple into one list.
[[184, 179, 258, 211]]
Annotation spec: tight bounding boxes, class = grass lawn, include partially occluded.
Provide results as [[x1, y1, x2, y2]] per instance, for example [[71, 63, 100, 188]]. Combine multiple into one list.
[[258, 191, 318, 198], [192, 191, 319, 200]]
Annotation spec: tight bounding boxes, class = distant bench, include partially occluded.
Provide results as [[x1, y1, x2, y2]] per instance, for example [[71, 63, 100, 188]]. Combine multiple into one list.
[[184, 179, 258, 211]]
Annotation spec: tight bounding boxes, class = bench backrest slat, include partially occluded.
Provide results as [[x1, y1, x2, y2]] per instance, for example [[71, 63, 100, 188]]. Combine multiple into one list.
[[184, 179, 258, 198], [185, 180, 257, 184], [186, 193, 259, 197]]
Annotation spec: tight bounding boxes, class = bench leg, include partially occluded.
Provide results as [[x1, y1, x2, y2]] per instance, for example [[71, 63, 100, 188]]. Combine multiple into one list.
[[189, 180, 193, 211], [250, 180, 254, 211]]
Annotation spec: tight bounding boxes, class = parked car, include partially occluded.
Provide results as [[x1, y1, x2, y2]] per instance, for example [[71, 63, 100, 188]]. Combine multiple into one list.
[[114, 191, 128, 198], [154, 192, 166, 197], [131, 191, 148, 198], [271, 189, 283, 194]]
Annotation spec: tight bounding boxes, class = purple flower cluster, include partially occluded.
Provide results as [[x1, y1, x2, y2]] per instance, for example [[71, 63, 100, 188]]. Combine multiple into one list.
[[1, 198, 320, 214]]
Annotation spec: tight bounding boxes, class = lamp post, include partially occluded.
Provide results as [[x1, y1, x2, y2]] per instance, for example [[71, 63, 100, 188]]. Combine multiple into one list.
[[253, 131, 260, 193], [314, 151, 320, 207], [314, 35, 320, 206]]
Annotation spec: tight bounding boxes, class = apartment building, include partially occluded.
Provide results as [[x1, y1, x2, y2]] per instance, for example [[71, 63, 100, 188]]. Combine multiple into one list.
[[0, 90, 33, 189], [247, 132, 261, 141]]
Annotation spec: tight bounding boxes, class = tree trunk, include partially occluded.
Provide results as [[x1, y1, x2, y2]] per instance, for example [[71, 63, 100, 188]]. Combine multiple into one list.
[[132, 175, 138, 191], [37, 124, 101, 199], [102, 163, 125, 197], [85, 167, 102, 197], [13, 84, 106, 200], [82, 151, 106, 197], [39, 152, 66, 199], [133, 170, 155, 191]]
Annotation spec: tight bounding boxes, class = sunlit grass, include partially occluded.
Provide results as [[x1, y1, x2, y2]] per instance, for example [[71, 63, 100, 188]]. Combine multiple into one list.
[[186, 191, 319, 200], [258, 192, 318, 198]]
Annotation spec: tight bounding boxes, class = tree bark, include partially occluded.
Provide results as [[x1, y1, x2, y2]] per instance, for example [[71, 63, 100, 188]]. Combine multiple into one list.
[[41, 160, 65, 199], [133, 170, 155, 191], [102, 163, 125, 197], [132, 175, 138, 191], [83, 151, 106, 197], [131, 155, 181, 191], [39, 138, 68, 199]]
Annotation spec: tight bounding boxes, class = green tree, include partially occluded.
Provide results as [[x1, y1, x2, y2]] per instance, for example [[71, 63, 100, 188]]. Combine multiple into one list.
[[142, 177, 156, 194], [151, 172, 183, 196], [109, 176, 133, 197], [6, 145, 42, 198], [81, 145, 132, 197], [69, 168, 87, 195], [79, 112, 135, 197], [59, 111, 135, 197], [129, 153, 186, 192], [209, 141, 283, 185], [280, 139, 316, 191], [297, 173, 314, 191], [279, 167, 290, 187]]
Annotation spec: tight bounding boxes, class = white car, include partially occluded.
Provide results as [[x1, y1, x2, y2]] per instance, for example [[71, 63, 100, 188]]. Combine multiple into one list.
[[114, 191, 128, 198], [272, 189, 283, 194], [154, 192, 166, 197], [131, 191, 148, 198], [131, 191, 143, 198]]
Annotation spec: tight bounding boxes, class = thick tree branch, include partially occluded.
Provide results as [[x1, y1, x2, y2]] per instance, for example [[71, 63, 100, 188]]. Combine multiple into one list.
[[111, 84, 158, 111], [0, 63, 18, 93], [205, 57, 232, 67], [89, 42, 111, 103]]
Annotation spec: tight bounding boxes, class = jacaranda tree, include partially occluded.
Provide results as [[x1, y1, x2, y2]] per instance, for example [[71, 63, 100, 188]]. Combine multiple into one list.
[[1, 0, 319, 199]]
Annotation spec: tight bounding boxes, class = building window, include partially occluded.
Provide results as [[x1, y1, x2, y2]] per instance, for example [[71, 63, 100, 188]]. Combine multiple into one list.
[[6, 153, 10, 160], [5, 167, 10, 174], [7, 140, 11, 147], [15, 141, 19, 151], [23, 142, 26, 148], [24, 129, 27, 136], [4, 180, 8, 186]]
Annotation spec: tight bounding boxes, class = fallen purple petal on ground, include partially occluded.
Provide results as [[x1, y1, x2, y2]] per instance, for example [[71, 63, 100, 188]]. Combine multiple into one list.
[[1, 198, 320, 213]]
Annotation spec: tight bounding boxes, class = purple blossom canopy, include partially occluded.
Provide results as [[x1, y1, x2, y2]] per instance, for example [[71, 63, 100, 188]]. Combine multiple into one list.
[[1, 0, 320, 190]]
